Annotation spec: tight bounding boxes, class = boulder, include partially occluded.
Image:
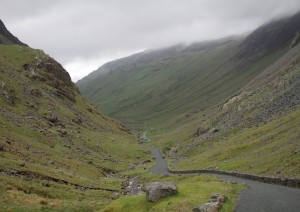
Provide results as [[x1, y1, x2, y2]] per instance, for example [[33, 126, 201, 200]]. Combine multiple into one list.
[[144, 182, 177, 202], [57, 128, 67, 136], [193, 202, 220, 212], [23, 64, 37, 74], [210, 193, 227, 203], [193, 193, 227, 212], [194, 127, 209, 137]]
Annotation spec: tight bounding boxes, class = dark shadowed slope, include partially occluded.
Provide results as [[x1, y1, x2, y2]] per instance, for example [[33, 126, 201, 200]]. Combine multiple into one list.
[[0, 19, 27, 46], [236, 11, 300, 61]]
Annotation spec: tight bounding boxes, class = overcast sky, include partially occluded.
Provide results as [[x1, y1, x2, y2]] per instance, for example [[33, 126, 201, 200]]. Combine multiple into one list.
[[1, 0, 299, 82]]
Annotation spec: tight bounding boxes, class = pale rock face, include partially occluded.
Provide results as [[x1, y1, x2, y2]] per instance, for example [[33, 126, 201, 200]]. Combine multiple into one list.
[[193, 193, 227, 212]]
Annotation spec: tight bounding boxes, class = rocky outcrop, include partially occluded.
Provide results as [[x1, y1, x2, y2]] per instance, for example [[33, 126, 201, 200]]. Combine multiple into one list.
[[23, 64, 37, 75], [193, 127, 209, 137], [144, 182, 177, 202], [0, 80, 16, 105], [193, 193, 227, 212], [210, 193, 227, 203], [23, 54, 80, 103], [124, 176, 143, 195]]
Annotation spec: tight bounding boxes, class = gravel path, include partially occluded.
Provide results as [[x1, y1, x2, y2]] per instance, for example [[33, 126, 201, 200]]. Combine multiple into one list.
[[149, 147, 300, 212]]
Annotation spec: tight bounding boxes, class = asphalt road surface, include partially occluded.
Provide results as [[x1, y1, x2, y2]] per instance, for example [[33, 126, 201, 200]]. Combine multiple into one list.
[[149, 147, 300, 212]]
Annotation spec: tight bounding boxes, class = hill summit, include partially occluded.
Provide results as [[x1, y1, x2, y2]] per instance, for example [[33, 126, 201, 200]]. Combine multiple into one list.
[[0, 19, 27, 46]]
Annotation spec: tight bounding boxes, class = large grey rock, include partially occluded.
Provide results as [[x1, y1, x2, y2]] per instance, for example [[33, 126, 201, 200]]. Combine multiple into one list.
[[144, 182, 177, 202], [193, 193, 227, 212], [210, 193, 227, 203], [193, 202, 220, 212]]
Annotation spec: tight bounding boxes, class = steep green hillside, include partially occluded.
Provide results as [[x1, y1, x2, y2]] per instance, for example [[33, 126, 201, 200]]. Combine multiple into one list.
[[0, 20, 244, 212], [77, 12, 300, 180], [158, 43, 300, 177], [77, 12, 300, 136], [0, 35, 151, 211], [79, 38, 244, 131]]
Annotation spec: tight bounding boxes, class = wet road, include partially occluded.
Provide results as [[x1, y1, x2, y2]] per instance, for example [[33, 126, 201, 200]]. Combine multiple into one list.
[[149, 147, 169, 175], [149, 147, 300, 212]]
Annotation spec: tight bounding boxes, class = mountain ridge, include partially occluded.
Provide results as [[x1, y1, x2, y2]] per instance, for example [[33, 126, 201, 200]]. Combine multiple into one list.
[[76, 11, 300, 179], [235, 11, 300, 61], [0, 19, 27, 46], [77, 12, 300, 133], [77, 36, 237, 85], [1, 11, 300, 211]]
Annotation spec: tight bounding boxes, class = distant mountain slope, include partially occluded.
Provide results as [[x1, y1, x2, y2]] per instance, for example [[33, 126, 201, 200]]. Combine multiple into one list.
[[77, 12, 300, 133], [163, 43, 300, 178], [77, 37, 234, 92], [78, 37, 241, 130], [236, 11, 300, 61], [0, 19, 27, 46], [0, 20, 149, 211]]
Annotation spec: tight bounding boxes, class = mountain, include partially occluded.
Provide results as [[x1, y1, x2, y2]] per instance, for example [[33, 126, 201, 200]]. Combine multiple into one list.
[[161, 43, 300, 177], [0, 19, 150, 211], [1, 12, 299, 211], [0, 20, 27, 46], [0, 19, 248, 212], [77, 37, 234, 88], [77, 12, 300, 134], [77, 37, 243, 131], [236, 12, 300, 60], [77, 12, 300, 179]]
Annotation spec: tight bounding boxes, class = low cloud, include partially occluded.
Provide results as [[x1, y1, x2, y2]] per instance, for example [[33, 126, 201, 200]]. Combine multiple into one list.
[[1, 0, 299, 81]]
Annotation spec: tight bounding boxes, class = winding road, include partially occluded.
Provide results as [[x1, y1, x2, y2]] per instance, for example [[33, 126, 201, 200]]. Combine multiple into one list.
[[149, 147, 300, 212]]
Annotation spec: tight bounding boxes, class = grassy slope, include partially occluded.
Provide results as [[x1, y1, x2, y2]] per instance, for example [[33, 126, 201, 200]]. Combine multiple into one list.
[[73, 14, 300, 210], [102, 174, 244, 212], [0, 45, 244, 212], [78, 39, 289, 135], [77, 40, 237, 130], [174, 110, 300, 176], [158, 48, 300, 178], [0, 44, 150, 211]]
